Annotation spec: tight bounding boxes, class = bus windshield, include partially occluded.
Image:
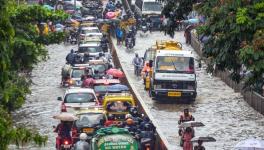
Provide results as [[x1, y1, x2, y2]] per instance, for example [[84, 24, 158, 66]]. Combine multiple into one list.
[[156, 56, 194, 73]]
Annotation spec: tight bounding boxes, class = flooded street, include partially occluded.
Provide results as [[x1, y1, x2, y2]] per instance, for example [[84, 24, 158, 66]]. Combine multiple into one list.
[[13, 44, 76, 150], [113, 31, 264, 149], [11, 30, 264, 150]]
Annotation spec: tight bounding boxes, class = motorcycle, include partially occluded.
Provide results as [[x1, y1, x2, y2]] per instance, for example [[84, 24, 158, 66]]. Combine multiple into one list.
[[55, 136, 72, 150], [141, 138, 152, 150], [140, 25, 148, 37], [126, 37, 134, 50]]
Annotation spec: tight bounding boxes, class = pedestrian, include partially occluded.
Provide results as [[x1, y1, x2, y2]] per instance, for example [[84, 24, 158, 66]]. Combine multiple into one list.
[[66, 49, 76, 66], [115, 27, 123, 45], [194, 140, 205, 150], [182, 127, 194, 150]]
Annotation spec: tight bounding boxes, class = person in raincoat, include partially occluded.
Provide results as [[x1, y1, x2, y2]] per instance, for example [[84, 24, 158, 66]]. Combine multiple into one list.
[[115, 27, 123, 45], [182, 127, 194, 150], [73, 133, 90, 150]]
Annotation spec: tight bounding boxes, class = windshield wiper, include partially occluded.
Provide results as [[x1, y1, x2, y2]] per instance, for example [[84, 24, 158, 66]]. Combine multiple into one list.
[[169, 57, 177, 71]]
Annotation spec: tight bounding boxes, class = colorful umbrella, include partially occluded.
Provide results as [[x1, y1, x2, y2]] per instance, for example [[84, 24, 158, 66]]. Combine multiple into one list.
[[106, 68, 124, 78], [53, 112, 78, 121]]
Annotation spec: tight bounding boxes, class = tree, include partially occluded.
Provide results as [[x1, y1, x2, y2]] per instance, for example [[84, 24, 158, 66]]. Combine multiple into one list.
[[0, 1, 69, 149], [196, 0, 264, 87]]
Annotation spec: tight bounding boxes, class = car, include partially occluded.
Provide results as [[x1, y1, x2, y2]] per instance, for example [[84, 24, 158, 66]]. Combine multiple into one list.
[[78, 42, 103, 57], [69, 65, 94, 87], [57, 87, 99, 112], [79, 27, 103, 40]]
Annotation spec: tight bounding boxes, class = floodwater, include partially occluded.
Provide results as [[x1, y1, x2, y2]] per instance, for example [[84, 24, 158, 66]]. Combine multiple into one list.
[[12, 44, 76, 150], [112, 31, 264, 150], [11, 31, 264, 150]]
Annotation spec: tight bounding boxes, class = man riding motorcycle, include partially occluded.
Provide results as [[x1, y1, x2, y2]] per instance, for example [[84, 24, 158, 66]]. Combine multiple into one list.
[[66, 49, 76, 66], [125, 30, 135, 49], [54, 121, 72, 149], [136, 124, 155, 150], [73, 133, 90, 150], [100, 34, 109, 52]]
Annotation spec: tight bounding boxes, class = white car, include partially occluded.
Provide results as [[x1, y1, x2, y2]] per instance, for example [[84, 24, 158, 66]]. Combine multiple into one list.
[[58, 88, 99, 113], [78, 42, 103, 57], [79, 27, 103, 39], [69, 65, 94, 87]]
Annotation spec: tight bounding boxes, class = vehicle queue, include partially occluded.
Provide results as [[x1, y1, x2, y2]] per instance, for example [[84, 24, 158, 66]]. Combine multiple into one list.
[[50, 0, 156, 150]]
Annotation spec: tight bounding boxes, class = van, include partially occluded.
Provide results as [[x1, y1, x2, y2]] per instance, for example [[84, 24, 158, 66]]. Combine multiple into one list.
[[133, 0, 163, 29]]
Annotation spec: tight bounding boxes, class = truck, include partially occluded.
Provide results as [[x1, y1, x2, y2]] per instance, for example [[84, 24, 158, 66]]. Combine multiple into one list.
[[144, 40, 197, 101]]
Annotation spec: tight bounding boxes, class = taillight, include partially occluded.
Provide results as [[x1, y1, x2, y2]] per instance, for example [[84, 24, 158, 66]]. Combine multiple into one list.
[[69, 79, 74, 85], [72, 127, 78, 138], [61, 103, 67, 112], [64, 140, 69, 145]]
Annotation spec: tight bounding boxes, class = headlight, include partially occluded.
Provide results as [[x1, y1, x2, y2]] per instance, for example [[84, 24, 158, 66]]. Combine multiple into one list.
[[154, 84, 162, 89]]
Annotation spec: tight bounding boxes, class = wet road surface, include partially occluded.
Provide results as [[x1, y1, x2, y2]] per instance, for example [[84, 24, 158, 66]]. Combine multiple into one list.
[[12, 44, 76, 150], [112, 31, 264, 150]]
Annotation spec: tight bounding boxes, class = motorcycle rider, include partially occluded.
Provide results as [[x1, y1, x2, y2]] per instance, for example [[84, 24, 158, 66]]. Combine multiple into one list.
[[61, 63, 71, 85], [146, 17, 153, 33], [115, 1, 122, 9], [66, 49, 76, 66], [100, 34, 109, 52], [73, 133, 90, 150], [136, 124, 155, 150], [125, 30, 135, 48], [54, 121, 72, 149], [194, 140, 205, 150], [132, 53, 142, 76]]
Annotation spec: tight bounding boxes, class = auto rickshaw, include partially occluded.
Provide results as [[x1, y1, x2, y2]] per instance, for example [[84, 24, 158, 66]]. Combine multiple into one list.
[[91, 127, 139, 150], [72, 107, 107, 143], [102, 93, 136, 121]]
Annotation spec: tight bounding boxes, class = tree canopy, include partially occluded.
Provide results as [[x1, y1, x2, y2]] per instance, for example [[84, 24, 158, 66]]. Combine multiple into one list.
[[0, 0, 68, 149]]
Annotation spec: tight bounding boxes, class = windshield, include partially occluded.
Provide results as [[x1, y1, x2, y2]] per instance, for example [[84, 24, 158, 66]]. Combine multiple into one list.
[[76, 113, 104, 127], [71, 69, 85, 78], [144, 50, 155, 62], [64, 5, 74, 10], [106, 101, 132, 112], [81, 29, 100, 34], [78, 46, 102, 53], [65, 93, 95, 103], [91, 64, 107, 73], [94, 85, 108, 92], [143, 2, 162, 12], [156, 56, 194, 73]]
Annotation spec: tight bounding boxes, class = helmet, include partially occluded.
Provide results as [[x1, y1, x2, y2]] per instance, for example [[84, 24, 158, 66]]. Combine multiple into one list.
[[108, 114, 114, 120], [126, 118, 134, 125], [79, 133, 88, 140], [125, 114, 132, 119], [144, 123, 151, 131], [130, 107, 138, 116]]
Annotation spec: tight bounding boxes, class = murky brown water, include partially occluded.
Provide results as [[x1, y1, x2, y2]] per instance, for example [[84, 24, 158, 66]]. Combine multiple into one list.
[[113, 31, 264, 150]]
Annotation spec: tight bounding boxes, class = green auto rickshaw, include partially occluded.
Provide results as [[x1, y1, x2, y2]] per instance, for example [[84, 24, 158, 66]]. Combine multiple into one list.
[[91, 127, 139, 150]]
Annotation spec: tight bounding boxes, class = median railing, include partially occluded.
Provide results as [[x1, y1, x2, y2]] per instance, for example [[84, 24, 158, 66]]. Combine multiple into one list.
[[191, 33, 264, 115]]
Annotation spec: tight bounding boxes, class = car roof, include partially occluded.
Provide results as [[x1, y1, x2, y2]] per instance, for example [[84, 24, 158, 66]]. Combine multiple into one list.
[[156, 50, 194, 57], [79, 43, 100, 47], [81, 27, 99, 30], [65, 87, 95, 94]]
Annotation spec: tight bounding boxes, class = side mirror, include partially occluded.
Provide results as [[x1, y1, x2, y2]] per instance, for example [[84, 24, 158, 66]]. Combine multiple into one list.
[[57, 97, 62, 101]]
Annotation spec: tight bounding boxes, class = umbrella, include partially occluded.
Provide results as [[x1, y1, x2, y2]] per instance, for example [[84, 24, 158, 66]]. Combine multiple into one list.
[[53, 112, 78, 121], [107, 84, 129, 92], [178, 121, 205, 128], [235, 138, 264, 150], [106, 68, 124, 78], [191, 137, 216, 143]]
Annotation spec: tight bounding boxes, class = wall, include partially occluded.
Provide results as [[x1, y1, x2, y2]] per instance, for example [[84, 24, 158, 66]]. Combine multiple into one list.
[[190, 33, 264, 115]]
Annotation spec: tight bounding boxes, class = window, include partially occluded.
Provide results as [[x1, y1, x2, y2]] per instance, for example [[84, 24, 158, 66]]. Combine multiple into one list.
[[71, 69, 85, 78], [78, 46, 103, 53], [76, 113, 104, 127], [91, 64, 107, 73], [143, 2, 162, 12], [106, 101, 132, 112], [156, 56, 194, 73], [65, 93, 95, 103]]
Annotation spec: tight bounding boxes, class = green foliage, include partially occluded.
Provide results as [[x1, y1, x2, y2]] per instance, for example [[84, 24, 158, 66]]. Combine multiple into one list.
[[195, 0, 264, 86], [0, 0, 68, 149]]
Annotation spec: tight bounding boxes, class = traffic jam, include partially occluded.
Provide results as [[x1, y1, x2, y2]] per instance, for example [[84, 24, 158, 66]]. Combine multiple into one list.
[[53, 0, 156, 150]]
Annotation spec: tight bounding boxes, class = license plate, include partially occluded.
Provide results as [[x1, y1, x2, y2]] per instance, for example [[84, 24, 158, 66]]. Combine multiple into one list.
[[168, 92, 181, 97], [62, 145, 71, 148], [83, 128, 94, 133]]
